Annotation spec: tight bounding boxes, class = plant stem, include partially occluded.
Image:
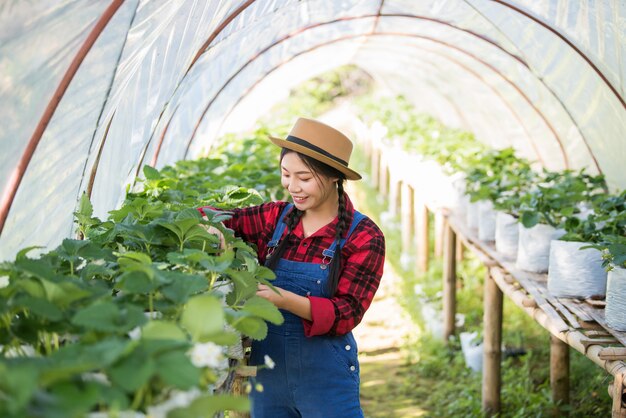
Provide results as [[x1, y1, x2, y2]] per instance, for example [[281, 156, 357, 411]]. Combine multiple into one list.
[[130, 384, 147, 410], [53, 333, 59, 350]]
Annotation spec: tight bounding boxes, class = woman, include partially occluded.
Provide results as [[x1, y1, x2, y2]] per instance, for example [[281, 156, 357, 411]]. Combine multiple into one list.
[[200, 117, 385, 417]]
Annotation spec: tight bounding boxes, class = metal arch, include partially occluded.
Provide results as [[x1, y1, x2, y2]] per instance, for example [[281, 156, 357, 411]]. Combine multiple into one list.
[[179, 13, 532, 160], [136, 1, 258, 177], [187, 0, 257, 73], [0, 0, 125, 235], [362, 38, 547, 165], [180, 15, 575, 170], [214, 34, 547, 168], [489, 0, 625, 109]]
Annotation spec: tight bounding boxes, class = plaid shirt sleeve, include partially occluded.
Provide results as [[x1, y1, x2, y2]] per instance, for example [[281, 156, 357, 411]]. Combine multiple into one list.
[[303, 218, 385, 337]]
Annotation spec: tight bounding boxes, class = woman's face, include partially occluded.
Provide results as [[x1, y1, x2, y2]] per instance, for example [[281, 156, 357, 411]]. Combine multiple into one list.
[[280, 152, 338, 213]]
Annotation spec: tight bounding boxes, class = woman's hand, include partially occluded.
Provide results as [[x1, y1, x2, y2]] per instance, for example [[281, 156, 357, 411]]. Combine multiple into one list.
[[257, 284, 312, 321], [256, 284, 286, 308]]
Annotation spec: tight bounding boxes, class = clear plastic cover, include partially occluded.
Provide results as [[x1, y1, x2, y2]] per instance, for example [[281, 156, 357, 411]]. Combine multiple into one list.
[[0, 0, 624, 259]]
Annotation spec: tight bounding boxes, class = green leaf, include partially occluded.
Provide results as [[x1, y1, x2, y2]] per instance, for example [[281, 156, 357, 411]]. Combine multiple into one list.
[[142, 321, 187, 341], [520, 211, 539, 228], [160, 272, 208, 304], [13, 295, 63, 321], [78, 193, 94, 218], [117, 271, 159, 294], [144, 165, 162, 180], [242, 296, 284, 325], [71, 302, 146, 333], [181, 294, 224, 342], [155, 350, 201, 389], [108, 348, 155, 392], [233, 316, 267, 340]]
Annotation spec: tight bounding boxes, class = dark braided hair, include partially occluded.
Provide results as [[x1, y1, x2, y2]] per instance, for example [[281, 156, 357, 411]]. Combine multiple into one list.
[[265, 149, 349, 295]]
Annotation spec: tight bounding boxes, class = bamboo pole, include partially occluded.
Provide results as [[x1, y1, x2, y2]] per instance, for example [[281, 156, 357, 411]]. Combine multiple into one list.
[[551, 335, 570, 416], [415, 199, 429, 273], [611, 372, 626, 418], [387, 172, 402, 216], [483, 270, 503, 416], [371, 145, 380, 190], [456, 237, 464, 262], [434, 211, 444, 258], [443, 221, 457, 341], [379, 156, 389, 197], [400, 182, 415, 255]]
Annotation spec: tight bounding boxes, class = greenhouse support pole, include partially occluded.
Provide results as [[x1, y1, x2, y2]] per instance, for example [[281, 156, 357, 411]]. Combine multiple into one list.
[[371, 145, 380, 190], [550, 335, 570, 416], [400, 182, 414, 255], [434, 211, 444, 258], [389, 173, 401, 216], [415, 200, 429, 273], [482, 270, 503, 416], [443, 221, 457, 341], [379, 155, 389, 197], [456, 237, 464, 262]]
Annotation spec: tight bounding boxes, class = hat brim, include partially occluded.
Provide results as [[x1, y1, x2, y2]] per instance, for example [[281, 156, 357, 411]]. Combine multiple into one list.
[[269, 136, 362, 181]]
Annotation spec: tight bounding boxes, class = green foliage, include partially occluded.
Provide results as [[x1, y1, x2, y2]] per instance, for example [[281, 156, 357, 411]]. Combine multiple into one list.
[[0, 132, 288, 416], [464, 148, 536, 210], [350, 120, 612, 417], [517, 169, 607, 229], [355, 94, 487, 174]]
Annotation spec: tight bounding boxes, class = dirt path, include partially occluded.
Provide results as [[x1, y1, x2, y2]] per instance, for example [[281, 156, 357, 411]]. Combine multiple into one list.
[[321, 107, 427, 417], [353, 262, 427, 418]]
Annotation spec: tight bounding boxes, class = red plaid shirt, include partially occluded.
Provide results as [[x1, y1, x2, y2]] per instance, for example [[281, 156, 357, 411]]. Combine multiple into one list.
[[199, 194, 385, 337]]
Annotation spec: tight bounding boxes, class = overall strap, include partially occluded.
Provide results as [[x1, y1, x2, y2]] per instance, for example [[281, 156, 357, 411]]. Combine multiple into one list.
[[322, 211, 367, 259], [267, 203, 294, 248]]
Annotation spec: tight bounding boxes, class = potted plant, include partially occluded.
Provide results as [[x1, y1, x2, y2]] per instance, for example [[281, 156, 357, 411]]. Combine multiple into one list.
[[464, 148, 534, 243], [579, 191, 626, 329], [515, 169, 606, 273]]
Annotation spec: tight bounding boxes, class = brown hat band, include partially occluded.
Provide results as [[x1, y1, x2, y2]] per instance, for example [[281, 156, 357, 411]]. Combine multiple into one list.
[[286, 135, 349, 167]]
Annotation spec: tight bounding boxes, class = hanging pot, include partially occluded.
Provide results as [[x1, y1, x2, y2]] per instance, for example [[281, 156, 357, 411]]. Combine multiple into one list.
[[516, 223, 564, 273], [606, 266, 626, 331], [478, 200, 496, 242], [547, 240, 607, 298], [495, 212, 518, 260]]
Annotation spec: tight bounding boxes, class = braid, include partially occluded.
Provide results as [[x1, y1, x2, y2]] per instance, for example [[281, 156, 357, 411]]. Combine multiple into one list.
[[265, 206, 303, 270], [327, 179, 347, 295]]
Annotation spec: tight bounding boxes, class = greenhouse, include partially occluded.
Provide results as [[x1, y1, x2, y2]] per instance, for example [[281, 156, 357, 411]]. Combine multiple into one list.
[[1, 1, 625, 417]]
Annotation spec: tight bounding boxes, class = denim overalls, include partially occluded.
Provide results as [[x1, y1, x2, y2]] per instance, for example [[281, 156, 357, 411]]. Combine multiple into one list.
[[250, 204, 366, 418]]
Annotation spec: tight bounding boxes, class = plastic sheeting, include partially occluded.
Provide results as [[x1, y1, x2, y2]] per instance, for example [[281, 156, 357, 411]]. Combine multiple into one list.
[[0, 0, 624, 260]]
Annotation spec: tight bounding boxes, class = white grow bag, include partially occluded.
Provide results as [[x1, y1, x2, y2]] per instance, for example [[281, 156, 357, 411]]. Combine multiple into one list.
[[466, 201, 480, 230], [478, 200, 496, 242], [516, 223, 564, 273], [606, 267, 626, 331], [495, 212, 518, 260], [547, 240, 607, 298]]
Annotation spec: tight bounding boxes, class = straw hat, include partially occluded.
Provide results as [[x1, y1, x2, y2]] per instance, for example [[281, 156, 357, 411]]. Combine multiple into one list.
[[269, 117, 361, 180]]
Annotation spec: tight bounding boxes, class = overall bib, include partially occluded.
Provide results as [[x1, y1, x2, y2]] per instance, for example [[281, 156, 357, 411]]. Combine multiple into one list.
[[250, 204, 366, 418]]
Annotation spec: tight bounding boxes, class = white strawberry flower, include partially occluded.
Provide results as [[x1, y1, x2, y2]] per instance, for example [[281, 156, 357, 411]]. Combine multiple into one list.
[[264, 354, 275, 370], [188, 342, 226, 369]]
